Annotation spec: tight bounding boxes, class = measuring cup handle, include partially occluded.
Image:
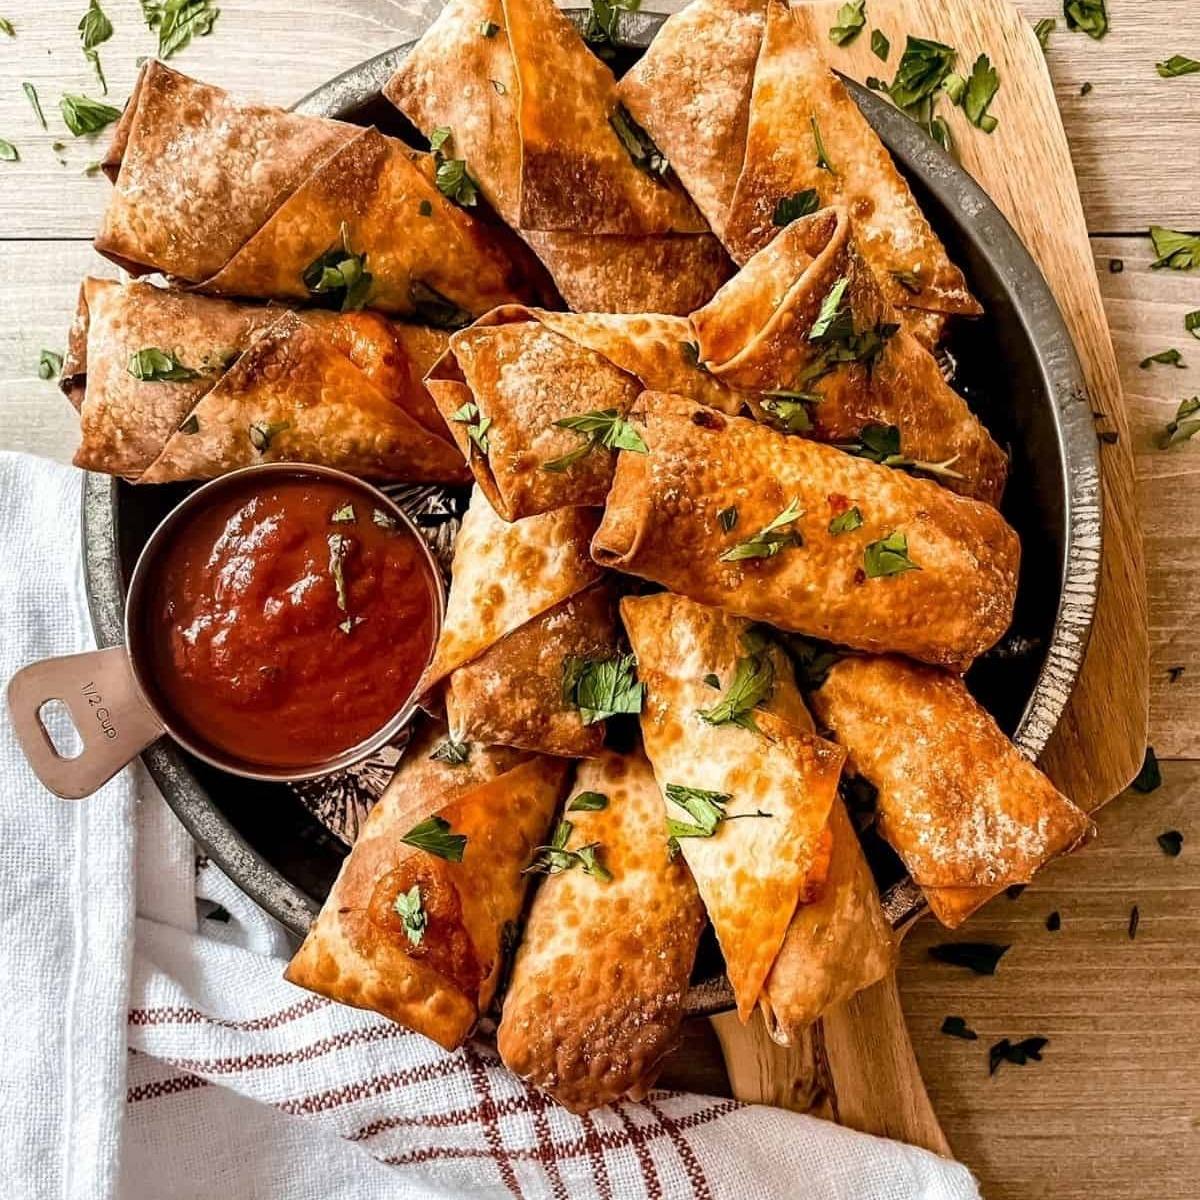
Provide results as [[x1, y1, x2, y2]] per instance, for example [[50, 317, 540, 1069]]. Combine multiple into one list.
[[6, 646, 164, 799]]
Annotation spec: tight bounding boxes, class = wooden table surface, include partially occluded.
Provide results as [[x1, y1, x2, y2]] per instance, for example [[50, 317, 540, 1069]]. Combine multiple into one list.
[[1, 3, 1197, 1197]]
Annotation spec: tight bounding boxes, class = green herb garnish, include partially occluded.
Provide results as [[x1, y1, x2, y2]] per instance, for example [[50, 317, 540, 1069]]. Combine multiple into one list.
[[829, 505, 864, 535], [79, 0, 112, 51], [59, 93, 121, 136], [0, 139, 17, 162], [409, 280, 473, 330], [1140, 348, 1185, 369], [772, 188, 820, 227], [326, 532, 350, 612], [584, 0, 640, 58], [568, 791, 609, 812], [610, 104, 669, 178], [302, 223, 372, 311], [542, 408, 647, 473], [142, 0, 221, 60], [1159, 397, 1200, 448], [890, 35, 957, 110], [828, 0, 866, 47], [811, 115, 836, 173], [0, 17, 13, 35], [38, 350, 63, 380], [248, 418, 289, 453], [1064, 0, 1107, 40], [664, 783, 769, 852], [23, 83, 46, 129], [990, 1036, 1048, 1074], [372, 508, 397, 530], [85, 49, 107, 94], [1034, 17, 1055, 48], [1186, 311, 1200, 340], [392, 884, 426, 946], [479, 19, 500, 37], [760, 393, 816, 433], [929, 942, 1010, 975], [330, 503, 356, 523], [871, 29, 890, 59], [401, 814, 467, 862], [562, 653, 644, 725], [430, 738, 471, 766], [941, 1015, 978, 1040], [524, 820, 612, 881], [450, 400, 492, 456], [962, 54, 1000, 132], [719, 497, 803, 562], [837, 422, 964, 481], [891, 268, 924, 295], [697, 645, 775, 733], [809, 277, 852, 343], [128, 347, 199, 382], [864, 530, 919, 578], [1157, 55, 1200, 78], [1150, 226, 1200, 270], [435, 156, 479, 206]]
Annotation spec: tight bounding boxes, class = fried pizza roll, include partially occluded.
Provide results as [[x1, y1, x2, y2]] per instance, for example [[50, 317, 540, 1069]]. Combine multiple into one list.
[[421, 487, 617, 757], [690, 208, 1008, 506], [96, 62, 547, 318], [594, 394, 1020, 667], [811, 655, 1092, 927], [285, 720, 569, 1049], [385, 0, 734, 314], [425, 306, 742, 520], [497, 748, 706, 1111], [621, 593, 846, 1019], [63, 279, 467, 484], [618, 0, 979, 330]]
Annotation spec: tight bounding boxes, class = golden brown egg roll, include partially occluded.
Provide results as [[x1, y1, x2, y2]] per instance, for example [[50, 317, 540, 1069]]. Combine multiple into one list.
[[285, 720, 569, 1049], [594, 394, 1020, 667], [95, 62, 546, 319], [421, 487, 615, 756], [618, 0, 979, 326], [497, 748, 706, 1111], [425, 306, 743, 520], [811, 655, 1092, 928], [384, 0, 734, 314], [621, 593, 846, 1020], [690, 208, 1008, 506], [64, 278, 468, 484]]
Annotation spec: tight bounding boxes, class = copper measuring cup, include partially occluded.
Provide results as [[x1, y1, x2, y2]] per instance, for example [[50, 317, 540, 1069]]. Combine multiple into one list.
[[7, 464, 445, 800]]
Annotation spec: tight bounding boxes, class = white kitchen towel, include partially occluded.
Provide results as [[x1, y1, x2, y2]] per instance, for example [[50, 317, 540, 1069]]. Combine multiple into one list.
[[1, 452, 981, 1200]]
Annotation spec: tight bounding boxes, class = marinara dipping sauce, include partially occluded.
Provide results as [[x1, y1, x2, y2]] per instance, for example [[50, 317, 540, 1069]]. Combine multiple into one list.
[[141, 469, 440, 772]]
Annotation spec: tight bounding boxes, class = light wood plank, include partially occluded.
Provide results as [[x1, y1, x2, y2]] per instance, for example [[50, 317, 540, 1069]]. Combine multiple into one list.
[[0, 1, 1197, 237], [900, 760, 1200, 1200]]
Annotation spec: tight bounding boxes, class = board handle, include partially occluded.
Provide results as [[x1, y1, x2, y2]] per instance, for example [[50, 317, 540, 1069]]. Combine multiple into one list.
[[7, 646, 163, 799], [711, 969, 950, 1157]]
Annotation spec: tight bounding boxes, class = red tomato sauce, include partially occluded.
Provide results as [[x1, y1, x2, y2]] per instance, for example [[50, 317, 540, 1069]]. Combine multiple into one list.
[[142, 473, 439, 770]]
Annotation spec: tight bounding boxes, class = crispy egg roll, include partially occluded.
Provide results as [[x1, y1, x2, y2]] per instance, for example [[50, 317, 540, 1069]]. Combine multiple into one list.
[[425, 306, 742, 520], [497, 748, 706, 1111], [811, 656, 1092, 928], [618, 0, 979, 328], [422, 487, 615, 756], [690, 208, 1008, 505], [96, 62, 546, 318], [64, 279, 467, 484], [621, 593, 846, 1019], [385, 0, 734, 314], [285, 719, 569, 1048], [594, 394, 1019, 667]]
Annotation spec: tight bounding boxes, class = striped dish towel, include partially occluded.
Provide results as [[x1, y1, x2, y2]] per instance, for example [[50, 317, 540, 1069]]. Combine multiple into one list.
[[2, 453, 980, 1199]]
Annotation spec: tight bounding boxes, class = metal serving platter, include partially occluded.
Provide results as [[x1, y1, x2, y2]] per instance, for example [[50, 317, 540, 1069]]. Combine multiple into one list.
[[82, 10, 1102, 1016]]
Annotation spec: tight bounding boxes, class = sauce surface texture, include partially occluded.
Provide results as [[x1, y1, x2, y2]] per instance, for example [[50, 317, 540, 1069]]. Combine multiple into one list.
[[145, 474, 438, 769]]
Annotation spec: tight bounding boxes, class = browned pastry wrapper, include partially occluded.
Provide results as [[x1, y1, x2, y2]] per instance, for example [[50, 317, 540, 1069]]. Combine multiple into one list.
[[759, 796, 895, 1043], [425, 307, 743, 520], [421, 487, 614, 756], [622, 593, 846, 1019], [497, 748, 706, 1111], [384, 0, 734, 314], [65, 279, 467, 484], [595, 395, 1020, 667], [690, 208, 1008, 506], [285, 720, 569, 1049], [96, 62, 547, 317], [618, 0, 980, 326], [811, 656, 1093, 928]]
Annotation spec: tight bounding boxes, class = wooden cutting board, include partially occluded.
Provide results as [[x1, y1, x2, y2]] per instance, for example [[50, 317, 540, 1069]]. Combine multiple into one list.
[[710, 0, 1148, 1152]]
